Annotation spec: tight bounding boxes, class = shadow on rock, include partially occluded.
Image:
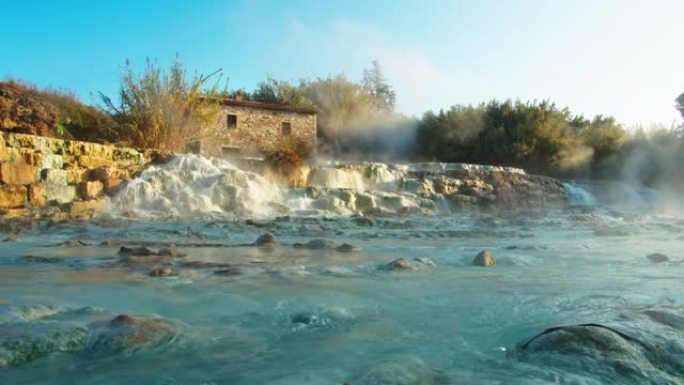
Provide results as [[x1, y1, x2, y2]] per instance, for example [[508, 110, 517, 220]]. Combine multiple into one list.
[[0, 306, 182, 367], [513, 311, 684, 384]]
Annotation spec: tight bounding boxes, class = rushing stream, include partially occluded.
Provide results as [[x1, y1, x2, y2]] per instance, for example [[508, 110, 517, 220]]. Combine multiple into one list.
[[1, 155, 683, 385]]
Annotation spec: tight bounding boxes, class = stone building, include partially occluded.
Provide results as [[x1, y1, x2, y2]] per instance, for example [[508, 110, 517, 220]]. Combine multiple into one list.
[[199, 98, 317, 157]]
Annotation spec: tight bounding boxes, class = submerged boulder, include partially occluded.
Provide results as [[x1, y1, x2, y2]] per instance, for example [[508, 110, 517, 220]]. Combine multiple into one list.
[[647, 253, 669, 263], [59, 240, 88, 247], [254, 232, 278, 246], [515, 322, 684, 383], [179, 260, 233, 269], [293, 239, 361, 252], [337, 243, 361, 252], [0, 322, 89, 366], [351, 356, 448, 385], [473, 251, 496, 266], [118, 246, 157, 257], [19, 255, 64, 264], [91, 314, 175, 352], [381, 258, 415, 272], [214, 265, 241, 276], [0, 307, 180, 367], [148, 266, 173, 277]]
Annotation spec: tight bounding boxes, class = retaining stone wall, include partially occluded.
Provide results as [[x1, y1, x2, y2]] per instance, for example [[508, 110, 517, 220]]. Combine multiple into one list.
[[0, 132, 168, 220]]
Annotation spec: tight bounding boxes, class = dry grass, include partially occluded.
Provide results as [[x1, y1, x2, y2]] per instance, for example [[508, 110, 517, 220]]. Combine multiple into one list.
[[265, 138, 314, 178], [1, 79, 116, 142], [99, 58, 224, 151]]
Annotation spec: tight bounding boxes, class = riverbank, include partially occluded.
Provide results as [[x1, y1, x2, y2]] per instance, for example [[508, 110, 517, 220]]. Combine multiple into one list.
[[1, 133, 574, 224]]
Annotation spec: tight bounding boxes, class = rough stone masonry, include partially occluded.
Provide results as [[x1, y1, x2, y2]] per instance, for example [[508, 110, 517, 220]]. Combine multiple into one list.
[[0, 132, 169, 220]]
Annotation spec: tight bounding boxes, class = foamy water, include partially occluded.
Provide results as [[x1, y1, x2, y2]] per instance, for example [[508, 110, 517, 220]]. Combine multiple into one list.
[[1, 156, 683, 385]]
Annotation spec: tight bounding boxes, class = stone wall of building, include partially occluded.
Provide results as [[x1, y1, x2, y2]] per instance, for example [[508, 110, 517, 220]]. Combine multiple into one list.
[[0, 132, 168, 220], [201, 102, 317, 157]]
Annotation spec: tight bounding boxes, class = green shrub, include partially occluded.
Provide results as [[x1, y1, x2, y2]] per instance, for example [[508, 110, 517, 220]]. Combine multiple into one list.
[[417, 100, 627, 174]]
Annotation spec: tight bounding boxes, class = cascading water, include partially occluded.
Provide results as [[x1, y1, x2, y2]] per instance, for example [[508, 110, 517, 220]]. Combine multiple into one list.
[[562, 182, 597, 206], [111, 154, 284, 217], [3, 153, 684, 385], [110, 154, 543, 219]]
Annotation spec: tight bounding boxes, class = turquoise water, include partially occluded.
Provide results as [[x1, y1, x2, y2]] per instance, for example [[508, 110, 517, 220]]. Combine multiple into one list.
[[1, 206, 683, 384]]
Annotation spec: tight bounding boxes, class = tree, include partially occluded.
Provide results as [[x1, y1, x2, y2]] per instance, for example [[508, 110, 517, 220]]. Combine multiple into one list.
[[362, 60, 396, 114], [676, 91, 684, 122], [300, 75, 374, 153], [250, 77, 313, 109]]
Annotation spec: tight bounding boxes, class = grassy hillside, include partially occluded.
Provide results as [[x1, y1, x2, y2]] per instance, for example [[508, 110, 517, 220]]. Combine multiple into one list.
[[0, 80, 116, 143]]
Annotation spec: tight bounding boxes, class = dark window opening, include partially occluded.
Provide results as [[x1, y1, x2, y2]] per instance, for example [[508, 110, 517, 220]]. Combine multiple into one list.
[[281, 122, 292, 136], [226, 114, 237, 129]]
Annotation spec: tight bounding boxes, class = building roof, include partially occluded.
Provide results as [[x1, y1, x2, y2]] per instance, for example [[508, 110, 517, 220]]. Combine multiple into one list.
[[217, 98, 317, 115]]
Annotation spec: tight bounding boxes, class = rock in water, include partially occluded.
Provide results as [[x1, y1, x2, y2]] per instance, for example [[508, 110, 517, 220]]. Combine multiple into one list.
[[294, 239, 341, 249], [254, 233, 277, 246], [148, 267, 173, 277], [157, 248, 187, 257], [92, 314, 174, 352], [473, 250, 496, 266], [118, 246, 157, 257], [0, 323, 89, 366], [414, 257, 437, 267], [352, 356, 447, 385], [60, 240, 88, 247], [515, 322, 684, 383], [19, 255, 64, 264], [647, 253, 669, 263], [381, 258, 415, 271], [214, 265, 241, 276], [0, 307, 181, 367], [292, 239, 361, 252], [337, 243, 361, 252]]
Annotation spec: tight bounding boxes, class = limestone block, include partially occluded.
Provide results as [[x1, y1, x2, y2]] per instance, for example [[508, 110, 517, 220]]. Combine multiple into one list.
[[47, 184, 76, 203], [15, 134, 36, 148], [88, 167, 125, 195], [78, 155, 111, 168], [34, 136, 52, 154], [67, 199, 106, 218], [41, 154, 64, 169], [41, 169, 68, 186], [1, 147, 21, 163], [0, 207, 30, 218], [50, 139, 67, 154], [21, 149, 43, 167], [0, 185, 27, 208], [66, 168, 86, 184], [65, 141, 86, 155], [79, 181, 104, 199], [28, 184, 47, 206], [0, 161, 38, 185]]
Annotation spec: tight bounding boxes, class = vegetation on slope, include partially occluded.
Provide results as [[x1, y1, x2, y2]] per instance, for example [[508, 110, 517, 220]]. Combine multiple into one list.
[[99, 57, 224, 151], [2, 57, 684, 190], [0, 80, 115, 142]]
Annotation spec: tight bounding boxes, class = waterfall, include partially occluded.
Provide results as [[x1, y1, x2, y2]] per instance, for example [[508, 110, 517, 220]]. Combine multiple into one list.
[[109, 154, 580, 219], [562, 183, 597, 206], [111, 154, 285, 218]]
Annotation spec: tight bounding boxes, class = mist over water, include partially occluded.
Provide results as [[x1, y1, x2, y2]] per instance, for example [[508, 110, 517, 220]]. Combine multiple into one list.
[[2, 154, 684, 385]]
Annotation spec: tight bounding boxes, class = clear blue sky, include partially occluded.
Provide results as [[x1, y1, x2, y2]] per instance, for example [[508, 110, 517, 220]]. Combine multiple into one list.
[[2, 0, 683, 126]]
